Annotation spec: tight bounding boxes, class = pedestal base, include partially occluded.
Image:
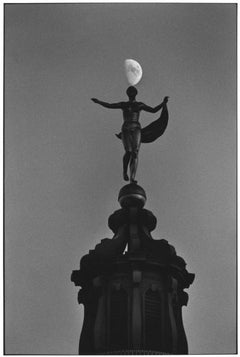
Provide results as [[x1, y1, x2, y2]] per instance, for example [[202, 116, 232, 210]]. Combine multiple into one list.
[[118, 183, 146, 208]]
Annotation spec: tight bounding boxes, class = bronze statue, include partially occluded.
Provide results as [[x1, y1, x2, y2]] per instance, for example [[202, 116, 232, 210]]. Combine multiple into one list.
[[92, 86, 169, 183]]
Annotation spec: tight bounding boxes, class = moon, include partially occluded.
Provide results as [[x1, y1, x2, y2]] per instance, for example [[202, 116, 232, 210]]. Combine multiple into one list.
[[124, 59, 143, 86]]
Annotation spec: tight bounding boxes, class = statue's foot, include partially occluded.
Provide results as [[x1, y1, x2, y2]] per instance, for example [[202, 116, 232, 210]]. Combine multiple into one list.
[[130, 179, 138, 184], [124, 173, 129, 181]]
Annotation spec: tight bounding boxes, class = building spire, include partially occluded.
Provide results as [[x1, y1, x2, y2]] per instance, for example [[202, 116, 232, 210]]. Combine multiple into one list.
[[71, 183, 194, 354]]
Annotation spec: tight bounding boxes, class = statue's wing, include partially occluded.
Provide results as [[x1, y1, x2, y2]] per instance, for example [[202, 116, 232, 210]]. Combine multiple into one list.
[[115, 106, 169, 143], [140, 105, 169, 143]]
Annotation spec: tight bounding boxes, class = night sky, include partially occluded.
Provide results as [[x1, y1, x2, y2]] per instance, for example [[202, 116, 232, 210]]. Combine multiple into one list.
[[5, 3, 236, 354]]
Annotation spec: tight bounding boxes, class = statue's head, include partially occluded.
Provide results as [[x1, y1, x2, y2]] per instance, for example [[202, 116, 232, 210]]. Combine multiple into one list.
[[126, 86, 138, 100]]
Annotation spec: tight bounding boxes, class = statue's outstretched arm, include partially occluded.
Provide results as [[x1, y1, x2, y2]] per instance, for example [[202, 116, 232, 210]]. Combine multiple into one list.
[[91, 98, 123, 109], [140, 96, 169, 114]]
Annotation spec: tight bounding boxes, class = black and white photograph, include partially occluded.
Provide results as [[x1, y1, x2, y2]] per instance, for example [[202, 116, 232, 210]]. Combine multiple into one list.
[[4, 3, 237, 354]]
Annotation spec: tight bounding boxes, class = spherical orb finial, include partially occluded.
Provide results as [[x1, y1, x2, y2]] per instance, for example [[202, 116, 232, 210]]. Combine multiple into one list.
[[118, 183, 146, 208]]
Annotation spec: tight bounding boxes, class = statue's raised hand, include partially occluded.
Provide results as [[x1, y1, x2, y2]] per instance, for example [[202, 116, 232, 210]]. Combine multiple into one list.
[[163, 96, 169, 104], [91, 98, 99, 104]]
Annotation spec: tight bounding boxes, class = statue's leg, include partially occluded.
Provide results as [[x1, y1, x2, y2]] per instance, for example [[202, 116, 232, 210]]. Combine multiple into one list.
[[129, 128, 141, 183], [123, 152, 131, 181], [122, 130, 132, 181]]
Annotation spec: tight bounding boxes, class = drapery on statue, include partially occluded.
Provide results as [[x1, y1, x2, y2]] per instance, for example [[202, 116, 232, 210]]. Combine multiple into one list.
[[91, 86, 169, 183]]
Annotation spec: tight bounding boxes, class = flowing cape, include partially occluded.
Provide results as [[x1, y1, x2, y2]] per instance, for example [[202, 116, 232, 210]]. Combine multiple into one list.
[[115, 105, 169, 143]]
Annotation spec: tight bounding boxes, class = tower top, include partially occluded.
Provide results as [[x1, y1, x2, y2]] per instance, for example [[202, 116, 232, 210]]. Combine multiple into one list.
[[71, 185, 194, 354]]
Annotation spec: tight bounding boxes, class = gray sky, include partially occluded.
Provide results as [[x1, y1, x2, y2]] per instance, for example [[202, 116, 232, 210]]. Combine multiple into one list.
[[5, 3, 236, 354]]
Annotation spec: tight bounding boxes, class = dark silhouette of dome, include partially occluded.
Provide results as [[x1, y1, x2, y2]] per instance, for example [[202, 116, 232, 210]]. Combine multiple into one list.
[[71, 183, 194, 355]]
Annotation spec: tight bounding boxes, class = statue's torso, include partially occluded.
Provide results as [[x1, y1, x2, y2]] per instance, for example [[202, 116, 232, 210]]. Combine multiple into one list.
[[122, 102, 142, 128]]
